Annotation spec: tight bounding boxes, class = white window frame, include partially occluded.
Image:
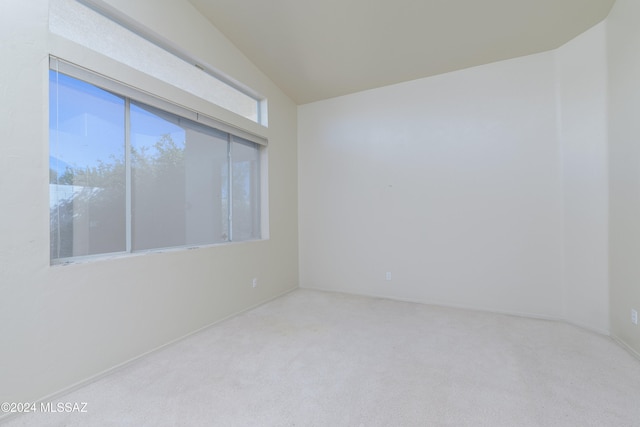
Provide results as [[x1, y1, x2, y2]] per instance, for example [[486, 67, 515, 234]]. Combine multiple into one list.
[[49, 56, 268, 264]]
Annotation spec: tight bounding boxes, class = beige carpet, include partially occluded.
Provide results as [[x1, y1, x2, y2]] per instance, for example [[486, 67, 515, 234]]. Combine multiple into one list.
[[3, 289, 640, 426]]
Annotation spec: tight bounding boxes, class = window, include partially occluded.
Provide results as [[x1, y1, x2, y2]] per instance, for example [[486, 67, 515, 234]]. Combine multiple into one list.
[[49, 59, 263, 263]]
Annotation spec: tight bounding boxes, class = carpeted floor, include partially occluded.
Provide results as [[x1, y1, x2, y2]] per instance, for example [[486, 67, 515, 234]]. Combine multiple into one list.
[[3, 289, 640, 426]]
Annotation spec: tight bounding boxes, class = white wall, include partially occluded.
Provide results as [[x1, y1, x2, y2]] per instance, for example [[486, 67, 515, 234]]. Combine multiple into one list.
[[299, 52, 565, 318], [608, 0, 640, 356], [299, 25, 610, 329], [0, 0, 298, 404], [556, 23, 609, 334]]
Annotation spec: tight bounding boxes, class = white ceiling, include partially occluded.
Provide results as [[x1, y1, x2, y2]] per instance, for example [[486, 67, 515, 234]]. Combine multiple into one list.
[[187, 0, 615, 104]]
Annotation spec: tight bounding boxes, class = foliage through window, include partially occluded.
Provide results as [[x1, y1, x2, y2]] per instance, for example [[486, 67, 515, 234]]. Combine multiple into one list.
[[50, 66, 262, 263]]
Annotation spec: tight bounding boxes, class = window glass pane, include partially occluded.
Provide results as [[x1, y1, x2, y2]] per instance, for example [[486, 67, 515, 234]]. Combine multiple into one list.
[[184, 125, 229, 245], [130, 103, 229, 250], [232, 138, 261, 241], [49, 70, 126, 260]]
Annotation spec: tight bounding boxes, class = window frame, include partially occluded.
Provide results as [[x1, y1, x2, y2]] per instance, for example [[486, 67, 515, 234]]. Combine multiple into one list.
[[49, 56, 267, 265]]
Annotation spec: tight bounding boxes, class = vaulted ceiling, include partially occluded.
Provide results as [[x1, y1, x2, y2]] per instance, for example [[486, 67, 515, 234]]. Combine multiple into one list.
[[188, 0, 615, 104]]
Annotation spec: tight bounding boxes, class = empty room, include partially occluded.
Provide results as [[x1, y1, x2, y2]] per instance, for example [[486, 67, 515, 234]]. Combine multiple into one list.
[[1, 0, 640, 425]]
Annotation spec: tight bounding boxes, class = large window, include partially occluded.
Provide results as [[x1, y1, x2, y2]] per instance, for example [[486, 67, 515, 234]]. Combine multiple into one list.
[[49, 59, 263, 263]]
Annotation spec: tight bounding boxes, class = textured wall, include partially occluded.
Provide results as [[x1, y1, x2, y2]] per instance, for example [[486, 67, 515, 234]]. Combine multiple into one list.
[[299, 52, 565, 319], [556, 23, 609, 334]]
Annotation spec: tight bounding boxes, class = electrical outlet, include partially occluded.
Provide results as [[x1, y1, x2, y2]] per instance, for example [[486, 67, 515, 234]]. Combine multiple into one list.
[[252, 278, 258, 288], [632, 309, 638, 325], [385, 272, 392, 281]]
